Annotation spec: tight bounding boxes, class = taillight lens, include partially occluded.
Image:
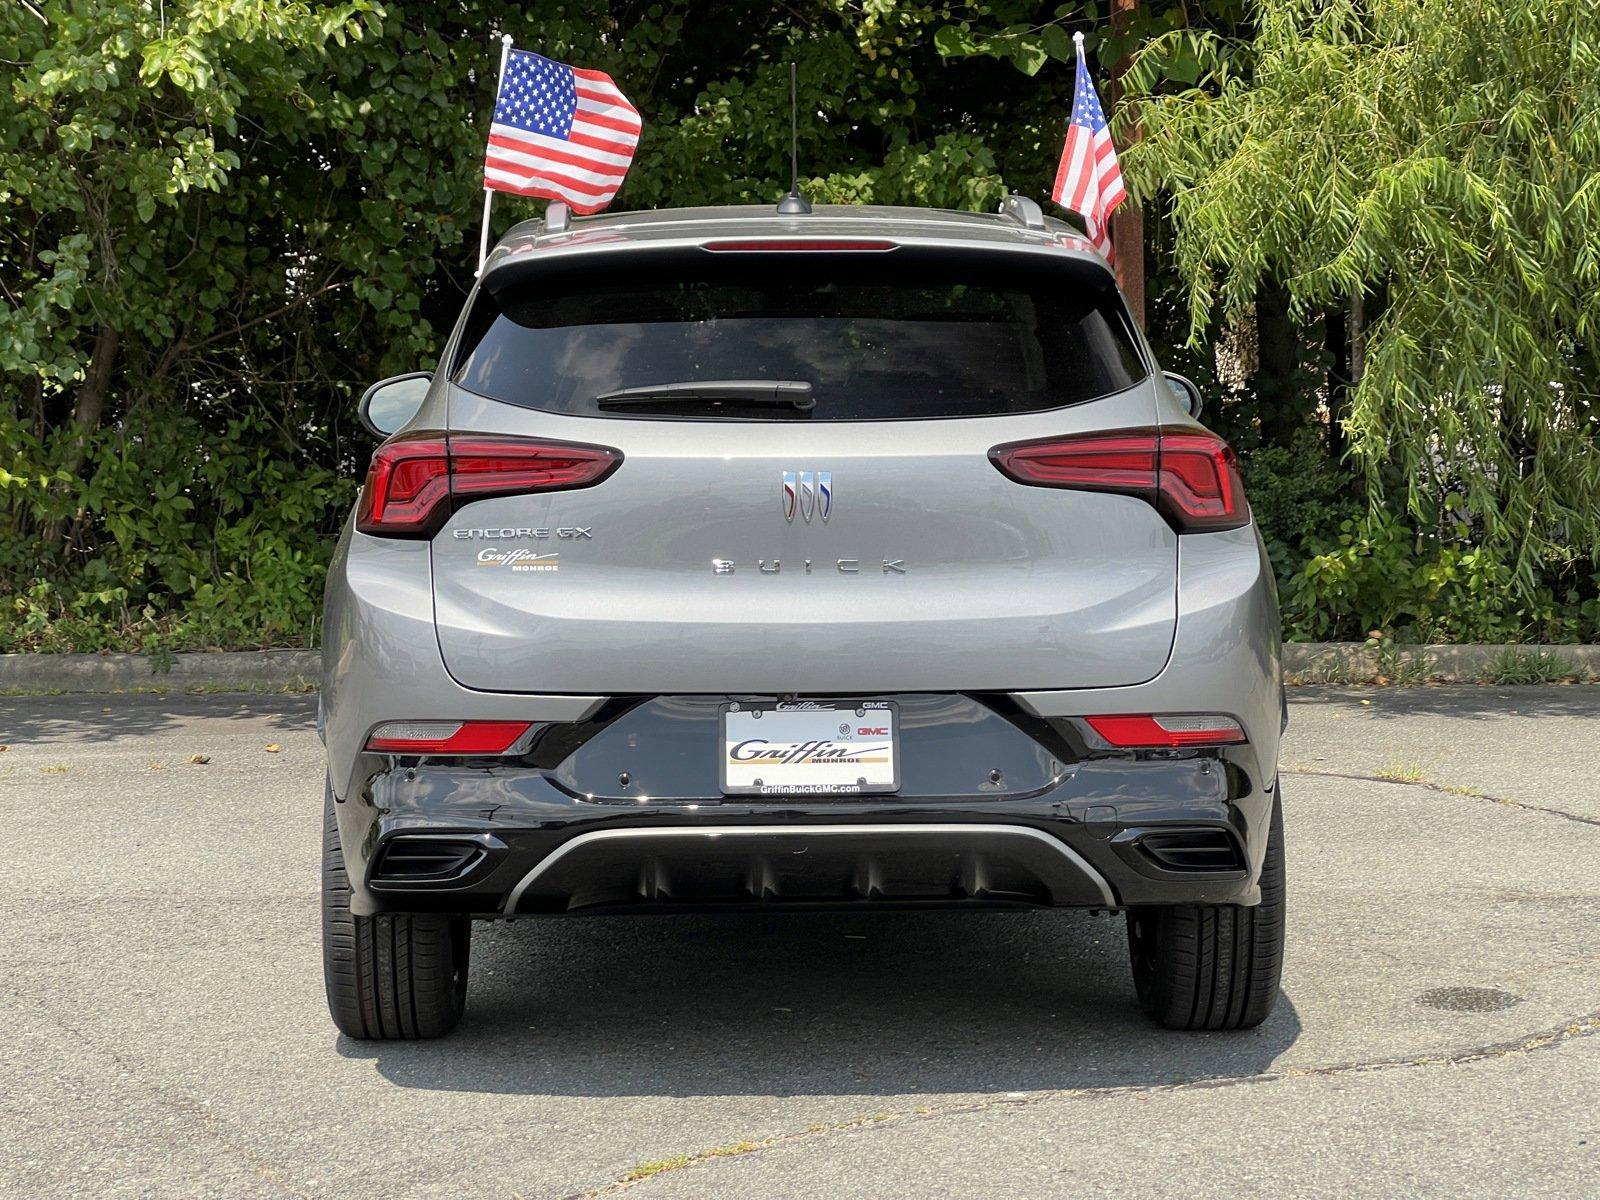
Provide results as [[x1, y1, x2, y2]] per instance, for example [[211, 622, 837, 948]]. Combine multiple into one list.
[[990, 434, 1157, 494], [366, 720, 533, 754], [355, 432, 621, 538], [1085, 714, 1247, 748], [1157, 433, 1246, 529], [989, 428, 1248, 532], [354, 433, 451, 537]]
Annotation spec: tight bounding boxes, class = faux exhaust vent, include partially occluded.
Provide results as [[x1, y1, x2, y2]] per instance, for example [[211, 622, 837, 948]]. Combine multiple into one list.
[[372, 837, 486, 882], [1137, 829, 1246, 873]]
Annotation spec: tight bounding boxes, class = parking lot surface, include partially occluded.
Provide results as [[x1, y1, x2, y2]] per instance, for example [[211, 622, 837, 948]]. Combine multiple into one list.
[[2, 686, 1597, 1198]]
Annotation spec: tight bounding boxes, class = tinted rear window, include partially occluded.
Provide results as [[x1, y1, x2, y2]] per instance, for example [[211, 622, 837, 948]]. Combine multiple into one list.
[[453, 254, 1146, 420]]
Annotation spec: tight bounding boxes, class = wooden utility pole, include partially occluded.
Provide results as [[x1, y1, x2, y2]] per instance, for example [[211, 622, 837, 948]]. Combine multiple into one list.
[[1109, 0, 1145, 327]]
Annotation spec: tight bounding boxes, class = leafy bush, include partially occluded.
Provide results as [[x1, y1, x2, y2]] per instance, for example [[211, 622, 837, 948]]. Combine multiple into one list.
[[0, 411, 352, 653], [5, 2, 1062, 655], [1281, 512, 1598, 644], [2, 1, 1596, 654], [1238, 429, 1365, 585]]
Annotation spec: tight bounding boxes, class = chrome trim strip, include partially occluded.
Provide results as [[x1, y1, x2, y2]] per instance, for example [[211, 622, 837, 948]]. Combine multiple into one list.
[[501, 822, 1115, 914]]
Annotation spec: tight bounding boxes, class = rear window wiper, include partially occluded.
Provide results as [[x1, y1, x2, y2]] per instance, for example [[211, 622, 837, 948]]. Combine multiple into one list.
[[594, 379, 816, 413]]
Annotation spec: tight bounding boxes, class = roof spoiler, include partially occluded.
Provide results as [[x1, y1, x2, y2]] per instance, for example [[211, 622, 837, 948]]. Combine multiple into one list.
[[479, 211, 1115, 295]]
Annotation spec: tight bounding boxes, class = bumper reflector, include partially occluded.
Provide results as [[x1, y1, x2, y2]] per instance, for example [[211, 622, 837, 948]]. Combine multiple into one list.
[[366, 720, 532, 755], [1085, 714, 1246, 748]]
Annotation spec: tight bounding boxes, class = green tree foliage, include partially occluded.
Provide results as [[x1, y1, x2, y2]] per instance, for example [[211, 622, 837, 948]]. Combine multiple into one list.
[[0, 1, 1068, 650], [3, 0, 383, 648], [2, 0, 1596, 650], [1122, 0, 1600, 583]]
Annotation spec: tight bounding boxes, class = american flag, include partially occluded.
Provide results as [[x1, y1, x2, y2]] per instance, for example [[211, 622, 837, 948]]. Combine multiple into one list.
[[484, 49, 640, 214], [1051, 37, 1126, 262]]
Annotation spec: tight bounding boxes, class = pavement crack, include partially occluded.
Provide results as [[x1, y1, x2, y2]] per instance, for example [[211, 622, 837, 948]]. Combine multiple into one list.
[[34, 1010, 319, 1199], [569, 1009, 1600, 1197], [1284, 766, 1600, 827]]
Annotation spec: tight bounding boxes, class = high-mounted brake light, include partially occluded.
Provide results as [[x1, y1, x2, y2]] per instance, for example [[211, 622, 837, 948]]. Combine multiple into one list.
[[701, 239, 897, 253], [1085, 714, 1247, 748], [366, 721, 533, 755], [355, 432, 621, 538], [989, 428, 1248, 533]]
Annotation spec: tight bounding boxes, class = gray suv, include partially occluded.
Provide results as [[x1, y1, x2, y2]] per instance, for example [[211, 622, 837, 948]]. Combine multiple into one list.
[[320, 198, 1286, 1039]]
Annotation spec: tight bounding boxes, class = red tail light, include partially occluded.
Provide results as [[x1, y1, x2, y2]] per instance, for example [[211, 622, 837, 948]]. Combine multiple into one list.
[[1158, 433, 1246, 529], [1085, 714, 1247, 748], [354, 433, 451, 536], [366, 720, 533, 754], [989, 428, 1248, 532], [356, 432, 621, 538]]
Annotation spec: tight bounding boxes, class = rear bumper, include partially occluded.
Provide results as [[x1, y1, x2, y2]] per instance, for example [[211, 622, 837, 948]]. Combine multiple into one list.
[[504, 824, 1118, 913], [322, 521, 1282, 918], [336, 756, 1270, 917]]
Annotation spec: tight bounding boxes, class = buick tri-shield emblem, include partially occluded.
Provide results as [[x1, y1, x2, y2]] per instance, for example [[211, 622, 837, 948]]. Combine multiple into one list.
[[782, 471, 832, 523]]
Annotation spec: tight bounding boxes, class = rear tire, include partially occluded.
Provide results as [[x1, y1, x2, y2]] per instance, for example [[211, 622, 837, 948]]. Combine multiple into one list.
[[321, 783, 470, 1039], [1125, 787, 1285, 1030]]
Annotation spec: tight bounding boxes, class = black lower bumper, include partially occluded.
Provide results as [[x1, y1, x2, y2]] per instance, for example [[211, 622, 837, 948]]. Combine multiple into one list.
[[336, 756, 1269, 918]]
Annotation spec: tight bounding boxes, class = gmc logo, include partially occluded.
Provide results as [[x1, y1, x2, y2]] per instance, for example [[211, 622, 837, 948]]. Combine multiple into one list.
[[857, 726, 888, 736]]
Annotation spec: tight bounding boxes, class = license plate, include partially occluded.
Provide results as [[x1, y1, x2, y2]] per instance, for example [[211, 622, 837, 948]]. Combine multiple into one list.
[[721, 701, 899, 796]]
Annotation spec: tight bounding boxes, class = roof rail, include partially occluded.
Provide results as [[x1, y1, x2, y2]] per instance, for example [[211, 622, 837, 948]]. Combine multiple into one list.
[[998, 193, 1046, 231], [544, 201, 571, 235]]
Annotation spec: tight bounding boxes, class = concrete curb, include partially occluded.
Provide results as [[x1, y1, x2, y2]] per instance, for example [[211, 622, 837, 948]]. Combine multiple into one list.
[[0, 644, 1596, 695], [1282, 642, 1599, 685], [0, 649, 319, 695]]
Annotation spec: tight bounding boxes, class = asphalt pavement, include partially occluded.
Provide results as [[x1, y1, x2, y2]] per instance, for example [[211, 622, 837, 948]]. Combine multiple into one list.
[[1, 686, 1596, 1198]]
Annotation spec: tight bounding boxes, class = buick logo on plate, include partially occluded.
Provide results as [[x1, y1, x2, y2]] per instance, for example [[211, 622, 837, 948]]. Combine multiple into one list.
[[782, 471, 832, 523]]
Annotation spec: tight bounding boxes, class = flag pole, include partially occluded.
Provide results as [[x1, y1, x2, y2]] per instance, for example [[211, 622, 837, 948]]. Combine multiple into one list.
[[477, 33, 515, 277]]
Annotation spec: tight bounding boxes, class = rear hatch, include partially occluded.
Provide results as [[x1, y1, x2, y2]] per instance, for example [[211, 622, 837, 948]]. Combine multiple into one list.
[[429, 237, 1176, 694]]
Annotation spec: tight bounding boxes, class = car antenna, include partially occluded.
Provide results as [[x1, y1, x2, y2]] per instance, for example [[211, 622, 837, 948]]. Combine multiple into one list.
[[777, 61, 812, 215]]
